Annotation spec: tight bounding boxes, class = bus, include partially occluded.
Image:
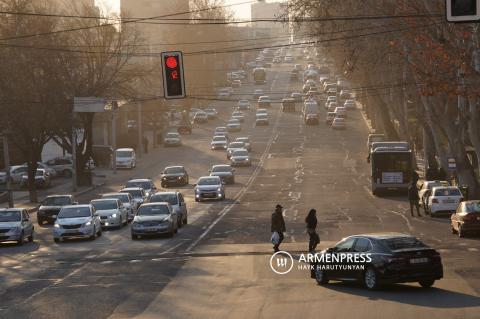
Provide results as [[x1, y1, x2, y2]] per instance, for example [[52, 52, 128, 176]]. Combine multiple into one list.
[[370, 142, 413, 195], [253, 68, 266, 85]]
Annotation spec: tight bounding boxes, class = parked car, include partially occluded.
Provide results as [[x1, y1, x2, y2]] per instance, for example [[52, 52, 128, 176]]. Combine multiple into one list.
[[120, 187, 147, 209], [44, 157, 73, 177], [427, 186, 463, 217], [90, 198, 128, 229], [22, 162, 56, 178], [131, 203, 178, 239], [0, 208, 34, 245], [38, 195, 77, 225], [451, 200, 480, 237], [313, 233, 443, 290], [235, 137, 252, 151], [53, 205, 102, 242], [160, 166, 189, 187], [150, 192, 188, 227], [194, 176, 225, 202], [230, 149, 251, 166], [209, 164, 235, 184], [101, 192, 136, 222], [7, 165, 28, 184], [115, 148, 136, 169], [125, 179, 157, 199], [418, 180, 449, 209], [163, 132, 182, 147], [20, 169, 51, 189]]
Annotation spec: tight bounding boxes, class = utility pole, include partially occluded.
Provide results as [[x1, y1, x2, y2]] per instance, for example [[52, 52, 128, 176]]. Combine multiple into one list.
[[112, 102, 117, 174], [137, 101, 143, 157], [71, 113, 77, 192], [2, 135, 13, 208]]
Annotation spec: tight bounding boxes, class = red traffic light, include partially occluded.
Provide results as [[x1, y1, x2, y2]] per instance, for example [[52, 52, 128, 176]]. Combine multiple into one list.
[[166, 56, 178, 69]]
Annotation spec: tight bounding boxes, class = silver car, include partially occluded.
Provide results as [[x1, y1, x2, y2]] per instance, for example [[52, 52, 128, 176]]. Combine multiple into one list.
[[90, 199, 128, 229], [149, 192, 188, 227], [0, 209, 34, 245], [230, 149, 251, 167], [120, 187, 147, 210], [163, 132, 182, 147], [53, 205, 102, 242], [194, 176, 226, 202], [101, 192, 136, 222], [131, 203, 178, 239]]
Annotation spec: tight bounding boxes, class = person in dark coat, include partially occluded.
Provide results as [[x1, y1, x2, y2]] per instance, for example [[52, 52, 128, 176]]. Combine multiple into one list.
[[305, 209, 319, 252], [143, 136, 149, 154], [271, 204, 286, 252], [408, 181, 421, 217]]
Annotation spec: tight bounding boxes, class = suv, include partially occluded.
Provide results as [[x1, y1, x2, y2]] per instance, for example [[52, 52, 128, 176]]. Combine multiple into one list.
[[38, 195, 77, 225], [194, 176, 225, 202], [45, 157, 73, 177], [0, 209, 34, 245]]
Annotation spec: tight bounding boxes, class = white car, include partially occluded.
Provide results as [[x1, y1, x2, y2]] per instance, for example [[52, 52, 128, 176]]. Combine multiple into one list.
[[255, 114, 269, 126], [419, 180, 449, 208], [344, 99, 356, 110], [163, 132, 182, 147], [214, 127, 228, 135], [193, 111, 208, 123], [236, 137, 252, 151], [332, 117, 346, 129], [230, 149, 251, 166], [253, 89, 264, 99], [90, 198, 128, 229], [257, 96, 271, 108], [0, 208, 34, 245], [218, 88, 232, 97], [53, 205, 102, 242], [256, 108, 268, 116], [237, 100, 251, 110], [227, 141, 246, 159], [211, 136, 228, 150], [334, 107, 347, 118], [232, 111, 245, 122], [428, 186, 463, 217], [101, 192, 136, 222], [327, 101, 339, 112], [115, 148, 136, 169], [227, 119, 241, 132]]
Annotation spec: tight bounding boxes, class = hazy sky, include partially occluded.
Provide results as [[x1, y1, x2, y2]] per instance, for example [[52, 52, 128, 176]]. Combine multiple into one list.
[[97, 0, 284, 19]]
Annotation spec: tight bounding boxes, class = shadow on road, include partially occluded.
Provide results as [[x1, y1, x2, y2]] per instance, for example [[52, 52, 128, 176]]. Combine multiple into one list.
[[324, 281, 480, 308]]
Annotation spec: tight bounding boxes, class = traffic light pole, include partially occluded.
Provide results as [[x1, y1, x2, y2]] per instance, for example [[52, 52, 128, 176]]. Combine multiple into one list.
[[2, 135, 13, 208]]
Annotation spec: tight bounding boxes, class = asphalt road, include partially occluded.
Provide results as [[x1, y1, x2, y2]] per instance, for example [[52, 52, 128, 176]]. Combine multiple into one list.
[[1, 64, 480, 319]]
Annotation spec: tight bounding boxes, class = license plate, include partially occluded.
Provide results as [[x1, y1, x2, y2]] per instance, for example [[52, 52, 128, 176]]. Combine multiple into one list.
[[443, 200, 454, 203], [410, 258, 428, 264], [145, 228, 158, 232]]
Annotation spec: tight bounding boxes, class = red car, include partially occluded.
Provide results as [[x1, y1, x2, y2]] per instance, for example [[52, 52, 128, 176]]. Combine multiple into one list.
[[451, 200, 480, 237]]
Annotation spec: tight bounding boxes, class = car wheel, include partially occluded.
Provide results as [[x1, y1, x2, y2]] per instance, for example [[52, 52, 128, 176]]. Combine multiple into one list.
[[63, 169, 72, 177], [458, 225, 465, 238], [315, 267, 329, 285], [363, 267, 380, 290], [28, 230, 34, 242], [17, 232, 24, 246], [419, 279, 435, 288]]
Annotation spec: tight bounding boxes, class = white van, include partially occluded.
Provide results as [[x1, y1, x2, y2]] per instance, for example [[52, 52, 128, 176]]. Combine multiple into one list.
[[115, 148, 136, 169]]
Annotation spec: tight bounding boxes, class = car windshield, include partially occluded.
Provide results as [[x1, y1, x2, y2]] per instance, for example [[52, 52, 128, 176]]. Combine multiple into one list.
[[164, 167, 184, 174], [137, 205, 170, 216], [212, 166, 232, 173], [233, 112, 242, 116], [0, 211, 21, 222], [44, 197, 71, 206], [150, 194, 178, 205], [465, 202, 480, 213], [382, 237, 427, 251], [257, 115, 267, 119], [434, 188, 461, 196], [58, 207, 91, 219], [198, 178, 220, 185], [91, 200, 117, 210], [116, 150, 133, 157], [233, 150, 248, 156], [213, 137, 227, 142], [166, 133, 179, 138], [122, 189, 143, 198], [126, 181, 152, 189], [104, 194, 129, 203]]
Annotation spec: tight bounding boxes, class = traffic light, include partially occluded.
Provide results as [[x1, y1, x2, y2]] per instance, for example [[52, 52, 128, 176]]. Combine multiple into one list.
[[446, 0, 480, 22], [161, 51, 186, 99]]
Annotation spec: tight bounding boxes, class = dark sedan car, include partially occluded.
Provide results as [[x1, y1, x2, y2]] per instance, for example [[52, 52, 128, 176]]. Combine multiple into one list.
[[37, 195, 77, 225], [313, 233, 443, 290], [160, 166, 189, 187], [451, 200, 480, 237]]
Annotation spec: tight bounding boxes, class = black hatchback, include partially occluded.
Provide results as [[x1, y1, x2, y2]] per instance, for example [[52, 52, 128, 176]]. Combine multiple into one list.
[[313, 233, 443, 290]]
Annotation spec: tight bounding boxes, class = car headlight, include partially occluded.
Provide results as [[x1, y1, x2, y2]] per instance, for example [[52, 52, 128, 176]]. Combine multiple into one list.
[[84, 221, 92, 227], [54, 223, 60, 228], [217, 188, 222, 192], [111, 213, 117, 218], [178, 176, 182, 180]]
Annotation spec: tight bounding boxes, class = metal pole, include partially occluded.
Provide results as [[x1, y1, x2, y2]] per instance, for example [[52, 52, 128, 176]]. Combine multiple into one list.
[[112, 108, 117, 174], [137, 101, 143, 157], [72, 114, 77, 192], [2, 135, 13, 208]]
